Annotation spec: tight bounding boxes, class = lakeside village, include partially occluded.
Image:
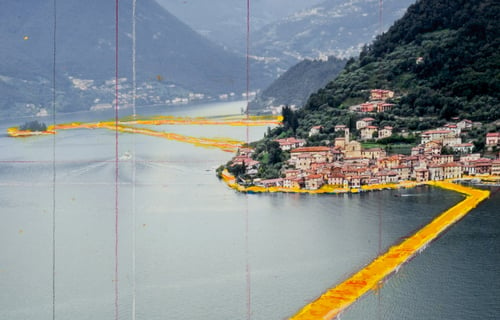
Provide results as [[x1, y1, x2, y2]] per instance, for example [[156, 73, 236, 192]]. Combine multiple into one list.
[[222, 89, 500, 192]]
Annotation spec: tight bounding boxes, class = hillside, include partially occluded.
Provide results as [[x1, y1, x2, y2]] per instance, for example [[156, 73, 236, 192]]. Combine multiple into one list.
[[0, 0, 267, 117], [249, 56, 346, 113], [300, 0, 500, 130]]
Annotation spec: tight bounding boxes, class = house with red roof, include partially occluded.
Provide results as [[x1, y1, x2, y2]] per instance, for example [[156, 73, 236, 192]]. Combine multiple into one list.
[[486, 132, 500, 148], [457, 119, 473, 131], [289, 146, 333, 170], [451, 143, 474, 154], [275, 137, 306, 151], [378, 126, 393, 139], [443, 162, 462, 179], [360, 103, 376, 113], [370, 89, 394, 101], [415, 168, 429, 182], [356, 117, 375, 130], [304, 174, 324, 190], [308, 125, 323, 137], [421, 129, 455, 144]]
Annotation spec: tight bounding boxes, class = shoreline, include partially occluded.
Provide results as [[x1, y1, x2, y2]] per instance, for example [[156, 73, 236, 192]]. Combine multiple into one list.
[[220, 169, 500, 194], [221, 169, 425, 194]]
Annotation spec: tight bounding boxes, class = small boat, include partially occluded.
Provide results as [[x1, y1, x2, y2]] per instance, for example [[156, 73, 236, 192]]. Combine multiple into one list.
[[119, 151, 132, 160]]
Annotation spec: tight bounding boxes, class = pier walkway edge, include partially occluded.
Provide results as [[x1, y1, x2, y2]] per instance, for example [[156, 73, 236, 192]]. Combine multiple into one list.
[[289, 181, 490, 320]]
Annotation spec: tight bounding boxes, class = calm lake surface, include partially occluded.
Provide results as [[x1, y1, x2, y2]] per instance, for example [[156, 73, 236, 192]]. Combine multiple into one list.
[[0, 101, 498, 319]]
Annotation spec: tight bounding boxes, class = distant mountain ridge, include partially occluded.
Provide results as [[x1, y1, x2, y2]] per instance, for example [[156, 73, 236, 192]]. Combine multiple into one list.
[[0, 0, 269, 117], [252, 0, 415, 75], [250, 57, 346, 113], [155, 0, 324, 52]]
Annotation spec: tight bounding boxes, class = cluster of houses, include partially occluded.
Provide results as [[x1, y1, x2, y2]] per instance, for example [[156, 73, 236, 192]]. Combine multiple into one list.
[[229, 124, 500, 190], [226, 88, 500, 190], [349, 89, 396, 113], [308, 117, 394, 141]]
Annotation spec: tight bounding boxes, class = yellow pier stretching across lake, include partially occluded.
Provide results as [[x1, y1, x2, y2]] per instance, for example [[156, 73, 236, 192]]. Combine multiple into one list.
[[289, 181, 490, 320]]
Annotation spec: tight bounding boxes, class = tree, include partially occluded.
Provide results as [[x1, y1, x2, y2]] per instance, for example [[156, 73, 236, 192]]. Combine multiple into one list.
[[267, 141, 283, 165], [19, 120, 47, 132], [282, 105, 299, 134], [227, 163, 246, 178]]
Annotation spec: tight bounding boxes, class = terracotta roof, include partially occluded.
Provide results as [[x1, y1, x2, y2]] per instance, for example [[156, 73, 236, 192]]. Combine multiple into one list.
[[422, 130, 453, 134], [443, 162, 462, 167], [291, 146, 331, 153], [306, 174, 323, 179]]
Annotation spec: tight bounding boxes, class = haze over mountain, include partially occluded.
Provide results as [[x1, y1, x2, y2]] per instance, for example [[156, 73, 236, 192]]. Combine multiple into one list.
[[252, 0, 415, 75], [1, 0, 269, 117], [155, 0, 324, 52], [250, 56, 346, 113]]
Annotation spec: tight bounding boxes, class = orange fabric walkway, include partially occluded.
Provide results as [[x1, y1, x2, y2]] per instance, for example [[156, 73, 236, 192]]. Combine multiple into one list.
[[289, 181, 489, 320]]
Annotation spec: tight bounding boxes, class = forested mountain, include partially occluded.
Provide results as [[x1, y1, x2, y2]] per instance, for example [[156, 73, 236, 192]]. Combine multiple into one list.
[[298, 0, 499, 132], [0, 0, 268, 117], [250, 57, 346, 113]]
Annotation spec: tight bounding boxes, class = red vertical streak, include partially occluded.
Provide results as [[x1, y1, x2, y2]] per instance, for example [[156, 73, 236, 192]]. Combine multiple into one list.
[[114, 1, 120, 320], [246, 0, 251, 138], [245, 1, 252, 319], [52, 1, 57, 319], [376, 0, 383, 302]]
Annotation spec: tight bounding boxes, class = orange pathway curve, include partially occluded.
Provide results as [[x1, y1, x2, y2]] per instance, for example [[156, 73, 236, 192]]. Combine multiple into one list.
[[289, 181, 490, 320]]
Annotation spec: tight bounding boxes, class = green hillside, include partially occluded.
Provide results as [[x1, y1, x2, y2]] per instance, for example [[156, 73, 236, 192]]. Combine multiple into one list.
[[303, 0, 499, 123]]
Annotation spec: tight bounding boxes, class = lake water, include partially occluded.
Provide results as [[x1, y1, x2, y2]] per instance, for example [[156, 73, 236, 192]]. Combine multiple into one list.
[[0, 101, 498, 319]]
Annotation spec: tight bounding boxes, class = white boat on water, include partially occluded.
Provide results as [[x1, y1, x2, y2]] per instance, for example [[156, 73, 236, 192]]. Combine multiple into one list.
[[119, 151, 132, 160]]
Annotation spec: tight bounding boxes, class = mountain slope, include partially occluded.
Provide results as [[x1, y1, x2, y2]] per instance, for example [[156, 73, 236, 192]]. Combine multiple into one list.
[[0, 0, 265, 117], [300, 0, 499, 127], [250, 56, 346, 113], [155, 0, 324, 51], [252, 0, 415, 75]]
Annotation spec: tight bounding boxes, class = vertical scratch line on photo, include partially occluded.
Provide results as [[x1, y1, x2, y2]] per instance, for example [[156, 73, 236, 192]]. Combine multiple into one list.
[[51, 1, 57, 319], [377, 193, 383, 319], [377, 3, 384, 319], [245, 1, 252, 319], [132, 0, 138, 319], [114, 0, 120, 319]]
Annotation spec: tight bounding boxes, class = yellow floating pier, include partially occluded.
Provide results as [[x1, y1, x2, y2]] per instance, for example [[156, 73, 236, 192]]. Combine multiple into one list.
[[289, 181, 490, 320], [8, 120, 247, 153], [7, 114, 281, 152]]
